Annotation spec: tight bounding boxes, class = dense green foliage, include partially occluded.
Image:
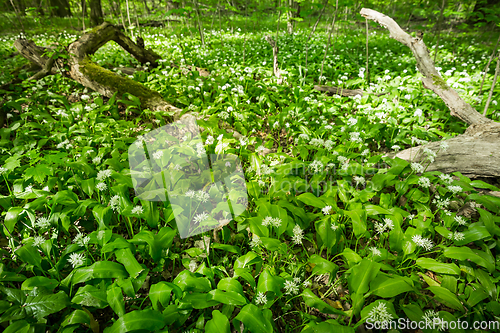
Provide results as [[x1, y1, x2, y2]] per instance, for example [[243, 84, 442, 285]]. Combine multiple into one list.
[[1, 5, 500, 333]]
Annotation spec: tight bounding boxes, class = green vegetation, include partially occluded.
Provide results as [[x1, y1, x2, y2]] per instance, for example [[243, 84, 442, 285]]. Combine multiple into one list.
[[0, 0, 500, 332]]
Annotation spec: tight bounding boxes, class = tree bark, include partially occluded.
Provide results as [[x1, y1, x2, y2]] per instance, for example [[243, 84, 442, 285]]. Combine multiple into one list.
[[89, 0, 104, 26], [360, 8, 500, 178], [14, 22, 182, 120], [49, 0, 72, 17]]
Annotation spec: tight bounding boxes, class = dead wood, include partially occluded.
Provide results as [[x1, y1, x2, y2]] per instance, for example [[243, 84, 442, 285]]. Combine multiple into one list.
[[13, 22, 183, 121], [265, 36, 283, 84], [361, 8, 500, 178]]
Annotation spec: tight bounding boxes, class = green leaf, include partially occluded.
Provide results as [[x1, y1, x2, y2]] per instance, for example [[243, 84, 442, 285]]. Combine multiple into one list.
[[15, 245, 42, 269], [107, 285, 125, 317], [478, 208, 500, 237], [4, 207, 24, 234], [208, 289, 247, 306], [348, 259, 381, 295], [67, 261, 129, 286], [149, 282, 182, 311], [3, 320, 31, 333], [296, 193, 326, 208], [443, 247, 495, 273], [61, 309, 90, 327], [205, 310, 230, 333], [21, 277, 59, 291], [257, 269, 284, 297], [416, 258, 461, 275], [234, 251, 261, 270], [72, 285, 108, 308], [103, 309, 166, 333], [92, 205, 112, 230], [344, 204, 367, 238], [427, 286, 464, 311], [369, 274, 414, 298], [301, 289, 346, 316], [115, 248, 144, 278], [475, 269, 497, 299], [173, 270, 211, 293], [308, 255, 338, 278], [235, 304, 273, 333]]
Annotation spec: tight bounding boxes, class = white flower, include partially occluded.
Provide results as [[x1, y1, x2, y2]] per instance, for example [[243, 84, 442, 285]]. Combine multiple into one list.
[[414, 109, 423, 117], [331, 223, 339, 230], [354, 176, 366, 186], [284, 279, 300, 295], [97, 170, 112, 181], [309, 160, 324, 174], [250, 235, 262, 248], [370, 247, 382, 257], [432, 195, 450, 209], [239, 136, 249, 147], [447, 185, 462, 194], [411, 162, 424, 173], [439, 173, 453, 184], [367, 302, 394, 325], [440, 141, 449, 151], [132, 205, 144, 215], [383, 218, 394, 231], [153, 150, 164, 160], [262, 216, 274, 227], [194, 212, 209, 224], [422, 310, 445, 331], [255, 292, 267, 305], [423, 147, 437, 163], [186, 190, 196, 198], [96, 182, 107, 191], [272, 217, 282, 228], [292, 225, 304, 245], [418, 177, 431, 188], [391, 145, 401, 152], [92, 156, 102, 164], [453, 232, 465, 241], [35, 216, 51, 229], [205, 135, 214, 145], [412, 235, 434, 251], [322, 206, 332, 215], [109, 195, 120, 212], [303, 280, 311, 288], [0, 166, 7, 175], [347, 118, 358, 126], [81, 94, 90, 101], [33, 235, 45, 247], [196, 190, 210, 202], [73, 233, 90, 247], [349, 132, 362, 143], [68, 252, 85, 268], [454, 215, 467, 226], [361, 149, 370, 156], [25, 185, 33, 193], [324, 140, 334, 150]]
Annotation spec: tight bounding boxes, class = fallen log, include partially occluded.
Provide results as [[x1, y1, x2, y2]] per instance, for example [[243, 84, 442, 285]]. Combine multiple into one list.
[[360, 8, 500, 178], [313, 85, 389, 97], [13, 22, 182, 121]]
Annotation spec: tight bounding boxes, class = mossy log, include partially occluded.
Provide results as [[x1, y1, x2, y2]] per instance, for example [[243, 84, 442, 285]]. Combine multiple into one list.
[[361, 8, 500, 178], [13, 22, 182, 120]]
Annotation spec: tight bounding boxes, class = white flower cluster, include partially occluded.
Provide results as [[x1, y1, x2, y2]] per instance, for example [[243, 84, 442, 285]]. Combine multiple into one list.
[[432, 195, 450, 209], [412, 235, 434, 251], [284, 278, 300, 295], [367, 302, 394, 326], [374, 218, 394, 234], [97, 169, 112, 181], [262, 216, 282, 228], [454, 215, 468, 226], [73, 233, 90, 247], [322, 206, 333, 215], [292, 225, 304, 245]]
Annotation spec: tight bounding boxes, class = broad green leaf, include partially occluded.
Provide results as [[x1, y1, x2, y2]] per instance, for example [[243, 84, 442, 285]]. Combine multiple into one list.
[[92, 205, 112, 230], [443, 247, 495, 273], [107, 285, 125, 317], [369, 274, 414, 298], [475, 269, 497, 299], [301, 289, 346, 316], [69, 261, 129, 286], [296, 193, 326, 208], [308, 255, 338, 278], [72, 285, 108, 308], [21, 277, 59, 291], [3, 320, 31, 333], [15, 245, 42, 269], [344, 204, 366, 238], [149, 282, 182, 311], [205, 310, 230, 333], [103, 309, 165, 333], [348, 259, 381, 296], [427, 286, 464, 311], [416, 258, 461, 275], [235, 304, 273, 333], [257, 269, 284, 297], [208, 289, 247, 306], [173, 270, 211, 292], [115, 248, 144, 278], [4, 207, 24, 234], [234, 251, 261, 270]]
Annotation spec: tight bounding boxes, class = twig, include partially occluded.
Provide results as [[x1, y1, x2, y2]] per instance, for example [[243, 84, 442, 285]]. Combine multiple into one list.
[[479, 34, 500, 96], [319, 0, 338, 84], [483, 51, 500, 116]]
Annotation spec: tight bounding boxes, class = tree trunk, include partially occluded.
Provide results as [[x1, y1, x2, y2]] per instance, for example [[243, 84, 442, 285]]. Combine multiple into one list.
[[14, 22, 182, 120], [361, 8, 500, 178], [89, 0, 104, 26], [49, 0, 72, 17]]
